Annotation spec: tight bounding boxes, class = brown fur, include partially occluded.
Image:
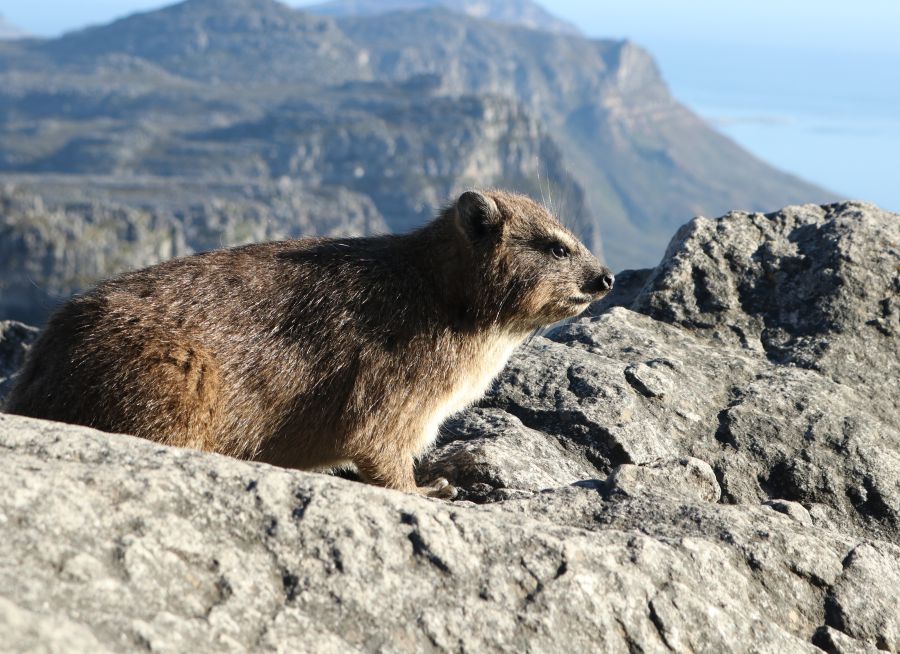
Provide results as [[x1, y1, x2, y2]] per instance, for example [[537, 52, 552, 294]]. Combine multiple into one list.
[[7, 190, 613, 497]]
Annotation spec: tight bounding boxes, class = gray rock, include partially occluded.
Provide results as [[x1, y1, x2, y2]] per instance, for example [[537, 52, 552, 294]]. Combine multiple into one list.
[[0, 597, 113, 654], [486, 306, 899, 543], [0, 320, 39, 406], [827, 542, 900, 651], [416, 408, 600, 501], [623, 361, 675, 398], [813, 626, 883, 654], [764, 500, 813, 527], [631, 202, 900, 422], [0, 412, 886, 653], [522, 201, 899, 545], [484, 331, 683, 470], [606, 457, 721, 503]]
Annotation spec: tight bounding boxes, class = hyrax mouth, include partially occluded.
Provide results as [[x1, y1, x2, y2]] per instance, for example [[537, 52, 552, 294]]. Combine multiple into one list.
[[567, 294, 594, 306]]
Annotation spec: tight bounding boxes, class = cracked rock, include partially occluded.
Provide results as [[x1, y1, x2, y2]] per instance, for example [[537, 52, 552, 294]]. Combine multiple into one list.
[[827, 542, 900, 651]]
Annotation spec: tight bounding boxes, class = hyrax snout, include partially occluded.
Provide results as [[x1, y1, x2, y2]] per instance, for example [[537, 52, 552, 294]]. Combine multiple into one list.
[[7, 190, 613, 498]]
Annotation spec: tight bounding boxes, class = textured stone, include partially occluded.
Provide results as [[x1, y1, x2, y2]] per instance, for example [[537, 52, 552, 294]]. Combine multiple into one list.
[[827, 542, 900, 651], [0, 414, 866, 653], [606, 458, 721, 503], [0, 597, 113, 654], [764, 500, 814, 527], [416, 408, 600, 500], [0, 320, 39, 405], [813, 626, 883, 654], [631, 202, 900, 422]]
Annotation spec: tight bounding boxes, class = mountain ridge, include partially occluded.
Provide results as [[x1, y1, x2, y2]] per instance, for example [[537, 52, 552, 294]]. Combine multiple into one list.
[[0, 0, 836, 282], [306, 0, 580, 35], [0, 15, 27, 40]]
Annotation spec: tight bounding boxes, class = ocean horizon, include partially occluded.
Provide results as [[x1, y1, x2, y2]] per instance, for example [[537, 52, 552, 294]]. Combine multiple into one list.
[[654, 40, 900, 213]]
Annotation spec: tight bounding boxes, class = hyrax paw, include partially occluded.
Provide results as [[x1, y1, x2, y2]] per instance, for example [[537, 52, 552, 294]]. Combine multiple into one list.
[[421, 477, 458, 500]]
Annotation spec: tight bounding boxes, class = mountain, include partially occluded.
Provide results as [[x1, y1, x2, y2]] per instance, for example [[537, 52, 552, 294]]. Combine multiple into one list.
[[0, 0, 837, 323], [38, 0, 368, 84], [306, 0, 580, 35], [332, 8, 836, 266], [0, 15, 27, 40]]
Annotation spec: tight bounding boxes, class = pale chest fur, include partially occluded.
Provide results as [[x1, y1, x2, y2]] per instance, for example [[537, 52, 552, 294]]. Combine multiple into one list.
[[417, 331, 524, 452]]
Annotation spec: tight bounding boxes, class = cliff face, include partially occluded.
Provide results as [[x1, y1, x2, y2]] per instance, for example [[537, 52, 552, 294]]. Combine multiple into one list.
[[140, 88, 589, 238], [1, 202, 897, 652], [0, 178, 386, 325]]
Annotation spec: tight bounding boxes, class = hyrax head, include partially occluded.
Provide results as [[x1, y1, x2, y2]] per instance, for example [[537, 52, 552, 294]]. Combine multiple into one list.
[[452, 189, 614, 330]]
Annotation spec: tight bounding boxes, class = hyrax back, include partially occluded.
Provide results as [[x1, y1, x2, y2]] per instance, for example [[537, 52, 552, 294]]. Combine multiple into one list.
[[7, 190, 613, 497]]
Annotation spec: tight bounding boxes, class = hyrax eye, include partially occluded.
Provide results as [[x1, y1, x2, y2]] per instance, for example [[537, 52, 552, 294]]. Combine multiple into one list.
[[549, 244, 570, 259]]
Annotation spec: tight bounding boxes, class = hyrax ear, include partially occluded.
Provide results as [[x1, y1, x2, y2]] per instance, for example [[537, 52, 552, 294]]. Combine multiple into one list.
[[455, 191, 502, 241]]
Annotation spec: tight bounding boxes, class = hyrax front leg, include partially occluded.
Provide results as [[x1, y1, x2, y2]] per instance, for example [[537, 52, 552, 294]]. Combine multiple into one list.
[[354, 452, 457, 500]]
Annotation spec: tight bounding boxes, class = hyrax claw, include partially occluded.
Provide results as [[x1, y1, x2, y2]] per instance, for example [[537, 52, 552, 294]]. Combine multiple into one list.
[[420, 478, 458, 500]]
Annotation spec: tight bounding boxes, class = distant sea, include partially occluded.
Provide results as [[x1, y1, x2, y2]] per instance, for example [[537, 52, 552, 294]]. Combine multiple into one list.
[[652, 42, 900, 213]]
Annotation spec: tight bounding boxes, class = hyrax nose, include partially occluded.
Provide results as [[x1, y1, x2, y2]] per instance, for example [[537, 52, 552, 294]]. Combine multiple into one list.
[[584, 269, 615, 295]]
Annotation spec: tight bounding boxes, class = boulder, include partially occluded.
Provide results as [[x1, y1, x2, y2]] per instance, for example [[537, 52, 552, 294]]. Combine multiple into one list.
[[0, 412, 888, 653], [631, 202, 899, 422]]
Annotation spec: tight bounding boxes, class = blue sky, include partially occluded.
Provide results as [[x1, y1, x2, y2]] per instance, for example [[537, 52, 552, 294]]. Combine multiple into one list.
[[2, 0, 898, 210]]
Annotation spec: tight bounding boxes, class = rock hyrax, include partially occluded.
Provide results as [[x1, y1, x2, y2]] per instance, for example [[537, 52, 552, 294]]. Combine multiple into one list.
[[7, 190, 613, 497]]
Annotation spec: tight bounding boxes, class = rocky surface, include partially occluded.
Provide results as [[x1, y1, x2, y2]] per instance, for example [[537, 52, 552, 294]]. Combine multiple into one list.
[[1, 201, 897, 652], [630, 202, 900, 421]]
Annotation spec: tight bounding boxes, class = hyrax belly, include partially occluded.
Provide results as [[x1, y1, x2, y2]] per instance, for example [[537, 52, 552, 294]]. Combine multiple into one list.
[[418, 332, 521, 452]]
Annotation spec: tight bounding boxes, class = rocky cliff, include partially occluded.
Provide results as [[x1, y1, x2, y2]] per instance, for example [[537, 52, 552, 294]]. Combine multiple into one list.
[[0, 177, 387, 325], [1, 201, 897, 652], [334, 9, 836, 267]]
